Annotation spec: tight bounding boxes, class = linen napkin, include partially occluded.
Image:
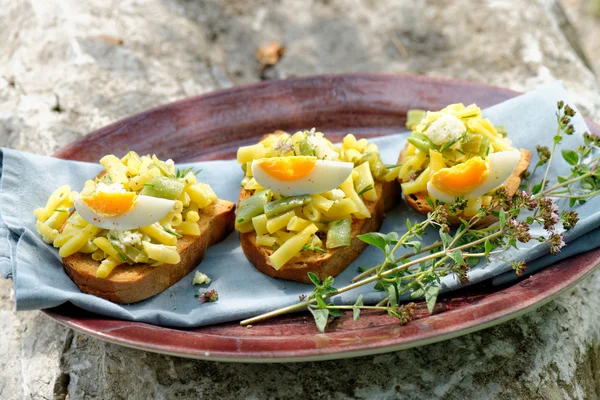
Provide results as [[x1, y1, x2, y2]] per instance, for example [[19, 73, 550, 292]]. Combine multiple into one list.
[[1, 81, 598, 328]]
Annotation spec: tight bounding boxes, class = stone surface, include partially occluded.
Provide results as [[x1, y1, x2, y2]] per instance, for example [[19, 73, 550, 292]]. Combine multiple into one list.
[[2, 0, 600, 399]]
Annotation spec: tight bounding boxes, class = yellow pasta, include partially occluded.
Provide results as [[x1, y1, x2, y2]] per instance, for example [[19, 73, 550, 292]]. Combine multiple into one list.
[[467, 119, 510, 151], [92, 237, 123, 260], [44, 208, 71, 230], [36, 220, 59, 244], [78, 240, 98, 254], [464, 197, 483, 217], [340, 176, 370, 219], [322, 198, 359, 219], [310, 194, 334, 212], [287, 216, 312, 232], [140, 223, 177, 246], [243, 178, 263, 191], [34, 185, 71, 221], [129, 167, 161, 191], [186, 211, 200, 223], [252, 214, 269, 235], [256, 234, 278, 247], [269, 224, 318, 270], [53, 231, 75, 248], [353, 162, 377, 202], [91, 250, 105, 261], [186, 183, 216, 208], [142, 242, 181, 264], [96, 257, 125, 278], [400, 166, 430, 195], [267, 210, 296, 234], [342, 134, 358, 150], [100, 155, 128, 184], [177, 221, 201, 236], [302, 203, 322, 222], [59, 224, 101, 258], [237, 143, 266, 164]]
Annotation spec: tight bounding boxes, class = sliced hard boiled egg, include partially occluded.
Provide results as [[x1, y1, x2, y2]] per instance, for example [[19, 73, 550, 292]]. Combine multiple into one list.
[[427, 150, 521, 203], [251, 156, 353, 196], [75, 192, 175, 230]]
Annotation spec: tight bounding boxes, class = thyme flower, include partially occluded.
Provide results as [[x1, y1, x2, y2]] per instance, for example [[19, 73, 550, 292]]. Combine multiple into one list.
[[561, 210, 579, 230]]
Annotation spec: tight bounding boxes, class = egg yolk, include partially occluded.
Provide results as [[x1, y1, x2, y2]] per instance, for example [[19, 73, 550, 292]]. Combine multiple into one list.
[[429, 157, 489, 196], [82, 192, 136, 217], [256, 156, 317, 181]]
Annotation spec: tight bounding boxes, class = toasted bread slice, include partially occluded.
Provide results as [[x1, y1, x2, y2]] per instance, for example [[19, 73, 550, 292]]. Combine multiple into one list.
[[62, 199, 235, 304], [238, 181, 401, 283], [397, 146, 532, 225]]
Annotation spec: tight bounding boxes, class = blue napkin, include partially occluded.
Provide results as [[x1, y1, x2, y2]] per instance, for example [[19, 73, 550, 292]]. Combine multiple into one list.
[[1, 81, 599, 328]]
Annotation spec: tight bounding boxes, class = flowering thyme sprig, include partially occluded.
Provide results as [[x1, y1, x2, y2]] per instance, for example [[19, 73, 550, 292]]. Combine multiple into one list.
[[240, 101, 599, 333]]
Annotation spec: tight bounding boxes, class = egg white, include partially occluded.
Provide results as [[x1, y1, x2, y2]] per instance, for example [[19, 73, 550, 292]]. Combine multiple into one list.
[[75, 194, 175, 230], [427, 150, 521, 203], [252, 159, 354, 196]]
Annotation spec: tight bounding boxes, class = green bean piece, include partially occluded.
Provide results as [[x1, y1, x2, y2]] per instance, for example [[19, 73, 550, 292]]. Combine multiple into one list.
[[406, 109, 426, 130], [264, 194, 312, 218], [326, 218, 352, 249], [236, 190, 271, 229], [478, 135, 491, 157], [140, 176, 185, 200], [462, 133, 483, 154], [357, 152, 387, 180], [298, 140, 316, 156], [495, 125, 507, 137], [407, 132, 435, 153]]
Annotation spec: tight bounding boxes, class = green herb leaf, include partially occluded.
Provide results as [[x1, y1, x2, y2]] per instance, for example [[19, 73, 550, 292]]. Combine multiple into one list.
[[109, 242, 128, 261], [328, 308, 343, 318], [409, 288, 425, 299], [440, 138, 457, 152], [532, 183, 542, 194], [386, 285, 398, 307], [308, 307, 329, 333], [425, 285, 440, 314], [449, 250, 464, 265], [353, 294, 364, 321], [561, 149, 579, 165], [439, 230, 452, 247], [163, 226, 182, 237], [358, 232, 398, 251], [498, 210, 506, 229], [484, 238, 494, 255], [404, 241, 422, 253], [307, 272, 320, 286], [554, 135, 563, 144], [358, 184, 374, 196], [467, 257, 480, 268]]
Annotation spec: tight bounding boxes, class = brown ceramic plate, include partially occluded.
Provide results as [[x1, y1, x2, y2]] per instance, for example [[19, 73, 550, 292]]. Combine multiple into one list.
[[44, 74, 600, 362]]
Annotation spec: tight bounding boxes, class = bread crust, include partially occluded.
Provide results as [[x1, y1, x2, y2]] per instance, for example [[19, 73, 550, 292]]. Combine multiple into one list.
[[238, 181, 401, 283], [397, 145, 532, 226], [62, 199, 235, 304]]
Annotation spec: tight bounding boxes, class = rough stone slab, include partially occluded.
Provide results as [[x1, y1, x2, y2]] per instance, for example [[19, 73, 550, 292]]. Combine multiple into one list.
[[560, 0, 600, 82], [1, 0, 600, 399]]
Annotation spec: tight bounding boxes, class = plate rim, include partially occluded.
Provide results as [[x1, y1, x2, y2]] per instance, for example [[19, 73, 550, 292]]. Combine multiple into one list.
[[43, 73, 600, 362]]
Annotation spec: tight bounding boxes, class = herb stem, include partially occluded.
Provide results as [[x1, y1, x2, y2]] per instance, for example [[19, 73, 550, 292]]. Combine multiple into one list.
[[352, 241, 442, 282], [544, 189, 600, 199], [539, 123, 562, 193], [241, 230, 504, 326], [542, 171, 593, 195], [323, 305, 388, 310]]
